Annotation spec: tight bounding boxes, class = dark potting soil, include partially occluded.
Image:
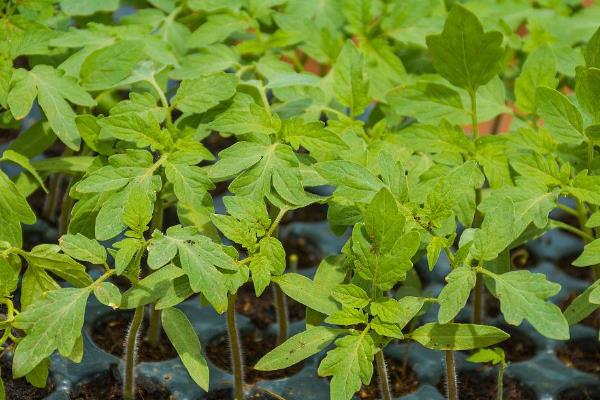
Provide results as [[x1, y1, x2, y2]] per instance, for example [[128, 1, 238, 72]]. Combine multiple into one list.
[[561, 293, 600, 330], [281, 203, 328, 224], [555, 252, 595, 281], [282, 232, 325, 270], [356, 358, 419, 400], [70, 366, 173, 400], [511, 246, 538, 269], [236, 283, 305, 329], [0, 356, 54, 400], [0, 128, 20, 145], [203, 388, 282, 400], [90, 312, 177, 362], [436, 370, 536, 400], [557, 384, 600, 400], [556, 338, 600, 376], [497, 325, 537, 363], [205, 329, 304, 383]]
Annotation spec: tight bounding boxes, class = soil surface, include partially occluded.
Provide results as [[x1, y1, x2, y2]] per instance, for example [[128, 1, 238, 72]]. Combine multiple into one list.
[[1, 355, 54, 400], [437, 370, 536, 400], [203, 388, 281, 400], [556, 252, 595, 281], [70, 366, 173, 400], [557, 384, 600, 400], [356, 358, 419, 400], [282, 232, 325, 270], [497, 325, 537, 363], [206, 329, 304, 383], [91, 312, 177, 362], [236, 283, 305, 329], [556, 338, 600, 376]]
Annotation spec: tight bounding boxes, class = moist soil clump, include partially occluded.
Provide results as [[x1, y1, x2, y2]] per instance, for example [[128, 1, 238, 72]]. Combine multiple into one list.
[[556, 338, 600, 376], [91, 312, 177, 362], [1, 355, 54, 400], [437, 370, 536, 400], [206, 330, 304, 383], [70, 367, 173, 400], [236, 283, 305, 329], [356, 358, 419, 400]]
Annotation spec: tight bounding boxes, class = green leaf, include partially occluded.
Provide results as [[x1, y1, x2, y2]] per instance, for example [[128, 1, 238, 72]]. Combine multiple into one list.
[[23, 244, 93, 287], [472, 197, 516, 261], [315, 161, 383, 203], [573, 238, 600, 267], [208, 95, 280, 136], [535, 87, 584, 145], [59, 234, 106, 265], [249, 255, 271, 296], [333, 41, 370, 116], [564, 279, 600, 325], [585, 26, 600, 69], [29, 65, 96, 150], [273, 273, 339, 316], [259, 237, 286, 275], [80, 41, 146, 91], [162, 308, 209, 391], [438, 267, 476, 324], [395, 296, 427, 329], [256, 326, 342, 371], [426, 4, 504, 92], [60, 0, 119, 15], [515, 46, 557, 114], [318, 333, 376, 400], [364, 188, 403, 254], [331, 284, 370, 309], [282, 119, 348, 156], [370, 297, 405, 324], [12, 287, 91, 377], [172, 73, 238, 114], [410, 323, 509, 350], [325, 308, 368, 325], [1, 149, 47, 192], [492, 270, 569, 340], [371, 317, 403, 339], [93, 282, 121, 309], [467, 347, 505, 366]]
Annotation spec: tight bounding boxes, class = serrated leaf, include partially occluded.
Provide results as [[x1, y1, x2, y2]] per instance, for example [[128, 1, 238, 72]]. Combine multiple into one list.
[[93, 282, 121, 309], [573, 238, 600, 267], [12, 287, 91, 377], [59, 234, 106, 265], [536, 87, 584, 145], [492, 270, 568, 340], [273, 273, 339, 316], [333, 41, 370, 116], [331, 284, 370, 309], [438, 267, 476, 324], [172, 72, 238, 114], [325, 307, 367, 325]]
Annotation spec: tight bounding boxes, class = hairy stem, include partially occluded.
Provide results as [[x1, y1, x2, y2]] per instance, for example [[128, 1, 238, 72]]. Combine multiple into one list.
[[123, 306, 144, 400], [146, 305, 161, 348], [227, 293, 244, 400], [445, 350, 458, 400], [376, 350, 392, 400], [497, 363, 504, 400], [273, 284, 289, 345]]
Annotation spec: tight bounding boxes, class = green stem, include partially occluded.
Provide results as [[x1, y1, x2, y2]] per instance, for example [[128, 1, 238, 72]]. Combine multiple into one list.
[[58, 177, 74, 235], [551, 220, 595, 242], [375, 350, 392, 400], [497, 363, 504, 400], [469, 89, 479, 140], [273, 284, 289, 345], [149, 77, 171, 124], [472, 187, 484, 324], [123, 306, 144, 400], [146, 305, 161, 348], [227, 293, 244, 400], [445, 350, 458, 400]]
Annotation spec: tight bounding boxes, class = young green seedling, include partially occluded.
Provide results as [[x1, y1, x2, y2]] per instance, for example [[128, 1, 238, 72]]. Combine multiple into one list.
[[467, 347, 507, 400]]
